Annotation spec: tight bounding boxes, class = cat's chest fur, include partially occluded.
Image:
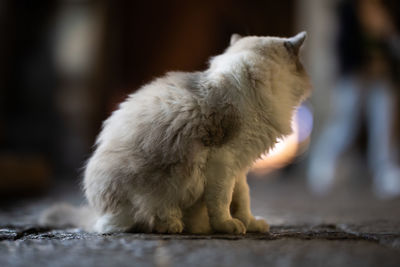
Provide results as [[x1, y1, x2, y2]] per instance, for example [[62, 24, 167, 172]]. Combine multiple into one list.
[[209, 109, 285, 170], [182, 110, 282, 205]]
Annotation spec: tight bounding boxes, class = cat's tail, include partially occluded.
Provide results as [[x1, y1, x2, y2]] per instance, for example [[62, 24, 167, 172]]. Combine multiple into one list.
[[39, 203, 97, 231]]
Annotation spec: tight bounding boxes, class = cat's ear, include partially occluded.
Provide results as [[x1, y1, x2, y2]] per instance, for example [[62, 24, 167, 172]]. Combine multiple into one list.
[[230, 33, 242, 46], [284, 31, 307, 56]]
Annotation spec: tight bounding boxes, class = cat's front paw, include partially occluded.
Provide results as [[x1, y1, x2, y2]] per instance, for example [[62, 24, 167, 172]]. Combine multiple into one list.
[[247, 217, 270, 233], [212, 218, 246, 234], [154, 218, 184, 234]]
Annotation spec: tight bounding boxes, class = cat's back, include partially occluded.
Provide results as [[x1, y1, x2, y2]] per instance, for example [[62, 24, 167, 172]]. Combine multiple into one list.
[[96, 71, 206, 161]]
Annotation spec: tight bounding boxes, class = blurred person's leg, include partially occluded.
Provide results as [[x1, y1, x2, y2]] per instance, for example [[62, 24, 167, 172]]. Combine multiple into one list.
[[307, 76, 362, 194], [366, 80, 400, 198]]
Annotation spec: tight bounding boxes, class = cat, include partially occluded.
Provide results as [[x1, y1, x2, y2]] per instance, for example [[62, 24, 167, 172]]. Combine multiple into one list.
[[40, 32, 311, 234]]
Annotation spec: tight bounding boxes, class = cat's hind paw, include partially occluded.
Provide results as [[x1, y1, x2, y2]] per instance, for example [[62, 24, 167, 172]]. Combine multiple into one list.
[[154, 218, 184, 234], [212, 218, 246, 234], [247, 217, 269, 233]]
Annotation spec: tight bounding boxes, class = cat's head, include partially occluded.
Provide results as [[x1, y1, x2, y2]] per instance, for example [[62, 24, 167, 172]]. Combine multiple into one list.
[[230, 32, 310, 101], [209, 32, 311, 132]]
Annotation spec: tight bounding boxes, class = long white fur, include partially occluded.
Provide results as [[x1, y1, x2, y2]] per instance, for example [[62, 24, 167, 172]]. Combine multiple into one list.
[[40, 32, 311, 234]]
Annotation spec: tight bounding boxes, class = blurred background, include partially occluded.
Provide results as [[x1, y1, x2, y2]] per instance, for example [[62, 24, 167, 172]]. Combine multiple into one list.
[[1, 0, 399, 205]]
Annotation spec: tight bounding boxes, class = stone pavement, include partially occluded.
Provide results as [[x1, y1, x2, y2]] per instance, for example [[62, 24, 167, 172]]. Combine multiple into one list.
[[1, 167, 400, 267]]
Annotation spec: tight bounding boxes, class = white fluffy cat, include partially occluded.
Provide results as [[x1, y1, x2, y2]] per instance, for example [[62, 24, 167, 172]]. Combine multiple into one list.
[[40, 32, 311, 234]]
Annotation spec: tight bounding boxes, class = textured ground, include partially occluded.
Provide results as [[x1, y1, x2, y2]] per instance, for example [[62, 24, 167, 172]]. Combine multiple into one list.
[[1, 164, 400, 267]]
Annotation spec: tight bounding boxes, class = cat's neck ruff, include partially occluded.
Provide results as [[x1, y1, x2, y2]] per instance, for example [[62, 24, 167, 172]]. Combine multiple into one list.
[[207, 52, 252, 88]]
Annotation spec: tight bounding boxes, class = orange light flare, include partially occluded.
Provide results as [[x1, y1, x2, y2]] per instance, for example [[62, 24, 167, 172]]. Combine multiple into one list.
[[250, 103, 313, 175]]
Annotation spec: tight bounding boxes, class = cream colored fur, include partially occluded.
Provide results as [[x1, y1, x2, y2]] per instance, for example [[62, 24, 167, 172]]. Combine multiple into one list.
[[40, 32, 311, 234]]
